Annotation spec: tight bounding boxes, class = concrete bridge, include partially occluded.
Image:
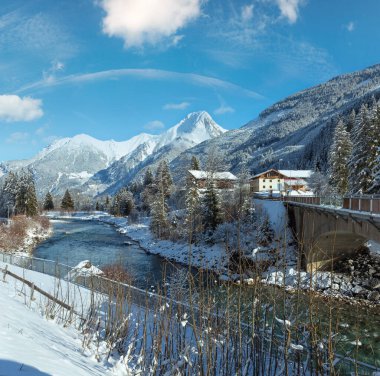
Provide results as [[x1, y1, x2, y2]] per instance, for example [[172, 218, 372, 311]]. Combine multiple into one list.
[[285, 201, 380, 272]]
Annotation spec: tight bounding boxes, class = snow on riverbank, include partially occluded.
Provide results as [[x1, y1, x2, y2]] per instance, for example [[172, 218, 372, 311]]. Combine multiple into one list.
[[0, 216, 52, 256], [87, 214, 229, 271], [0, 262, 131, 375]]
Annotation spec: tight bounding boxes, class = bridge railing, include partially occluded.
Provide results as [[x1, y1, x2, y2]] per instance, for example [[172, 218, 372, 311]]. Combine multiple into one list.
[[343, 195, 380, 214], [283, 196, 322, 205]]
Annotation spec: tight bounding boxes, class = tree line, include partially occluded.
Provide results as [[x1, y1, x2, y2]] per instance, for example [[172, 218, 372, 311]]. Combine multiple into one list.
[[328, 98, 380, 195], [0, 169, 76, 217]]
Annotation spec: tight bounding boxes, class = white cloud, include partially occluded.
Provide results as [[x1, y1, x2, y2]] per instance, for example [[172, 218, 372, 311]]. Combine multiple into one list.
[[99, 0, 202, 48], [163, 101, 190, 110], [144, 120, 165, 131], [0, 95, 43, 122], [276, 0, 304, 24], [241, 4, 254, 23], [346, 21, 355, 32], [214, 104, 235, 115], [6, 132, 30, 144]]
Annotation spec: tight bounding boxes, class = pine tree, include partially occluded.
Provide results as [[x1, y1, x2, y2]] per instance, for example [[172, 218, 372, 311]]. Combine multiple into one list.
[[25, 180, 38, 217], [369, 103, 380, 190], [14, 170, 38, 216], [202, 179, 222, 233], [61, 189, 74, 211], [190, 156, 200, 170], [256, 213, 274, 247], [329, 119, 352, 195], [143, 168, 154, 187], [349, 105, 373, 193], [370, 149, 380, 193], [184, 174, 202, 242], [150, 177, 170, 239], [110, 188, 134, 216], [155, 160, 173, 198], [1, 171, 18, 216], [43, 192, 54, 211]]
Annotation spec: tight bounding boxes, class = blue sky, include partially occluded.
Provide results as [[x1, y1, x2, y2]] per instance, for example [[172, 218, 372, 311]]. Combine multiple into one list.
[[0, 0, 379, 160]]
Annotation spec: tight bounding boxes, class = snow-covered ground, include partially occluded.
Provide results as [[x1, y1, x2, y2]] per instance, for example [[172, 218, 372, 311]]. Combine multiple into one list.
[[0, 262, 131, 375]]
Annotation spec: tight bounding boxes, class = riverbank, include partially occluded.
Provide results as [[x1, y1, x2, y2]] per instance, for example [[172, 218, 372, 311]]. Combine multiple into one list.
[[48, 211, 380, 306], [90, 213, 380, 306], [0, 216, 52, 255]]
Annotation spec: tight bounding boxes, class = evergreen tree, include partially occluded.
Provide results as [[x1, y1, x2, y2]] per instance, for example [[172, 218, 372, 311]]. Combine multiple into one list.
[[43, 192, 54, 211], [190, 155, 200, 170], [95, 201, 100, 211], [184, 173, 202, 242], [25, 181, 38, 217], [150, 176, 170, 239], [0, 171, 18, 216], [346, 109, 356, 132], [202, 179, 222, 233], [110, 188, 134, 216], [15, 170, 38, 216], [143, 168, 154, 187], [105, 196, 110, 211], [329, 119, 352, 195], [369, 103, 380, 189], [61, 189, 74, 211], [256, 214, 274, 247], [370, 148, 380, 193], [349, 105, 373, 193], [155, 160, 173, 198]]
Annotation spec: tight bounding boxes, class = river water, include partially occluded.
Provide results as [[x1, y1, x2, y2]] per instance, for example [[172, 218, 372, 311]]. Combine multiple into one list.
[[34, 219, 181, 289], [34, 218, 380, 367]]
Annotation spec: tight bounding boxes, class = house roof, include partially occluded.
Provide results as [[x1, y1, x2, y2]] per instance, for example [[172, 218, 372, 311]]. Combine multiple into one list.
[[250, 169, 287, 180], [188, 170, 238, 180], [279, 170, 312, 178]]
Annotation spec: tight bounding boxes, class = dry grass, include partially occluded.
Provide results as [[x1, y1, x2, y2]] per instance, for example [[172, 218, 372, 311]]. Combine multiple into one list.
[[0, 215, 51, 253]]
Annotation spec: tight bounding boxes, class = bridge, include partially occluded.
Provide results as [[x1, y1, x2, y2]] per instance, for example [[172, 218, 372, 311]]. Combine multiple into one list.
[[284, 196, 380, 272]]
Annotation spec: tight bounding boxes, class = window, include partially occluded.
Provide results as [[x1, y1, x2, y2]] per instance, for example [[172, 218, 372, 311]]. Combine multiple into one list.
[[270, 185, 272, 189], [270, 179, 272, 182], [263, 185, 266, 189], [278, 179, 280, 182], [263, 179, 266, 182]]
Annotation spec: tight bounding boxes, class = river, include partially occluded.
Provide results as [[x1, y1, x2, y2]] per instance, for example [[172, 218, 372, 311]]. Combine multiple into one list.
[[34, 218, 182, 289], [34, 218, 380, 367]]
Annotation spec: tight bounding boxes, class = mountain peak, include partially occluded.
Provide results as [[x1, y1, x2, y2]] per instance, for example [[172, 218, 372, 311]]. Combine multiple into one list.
[[155, 111, 226, 148]]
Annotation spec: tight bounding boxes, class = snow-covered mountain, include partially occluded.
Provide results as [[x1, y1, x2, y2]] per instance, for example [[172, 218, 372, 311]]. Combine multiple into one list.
[[84, 111, 226, 195], [171, 63, 380, 181], [1, 111, 225, 196]]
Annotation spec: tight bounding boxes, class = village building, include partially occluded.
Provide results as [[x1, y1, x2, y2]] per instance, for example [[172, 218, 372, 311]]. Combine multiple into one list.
[[249, 169, 287, 193], [278, 170, 312, 191], [250, 169, 313, 193], [188, 170, 238, 189]]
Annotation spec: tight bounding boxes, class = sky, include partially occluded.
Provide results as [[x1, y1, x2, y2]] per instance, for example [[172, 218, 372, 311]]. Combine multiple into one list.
[[0, 0, 380, 161]]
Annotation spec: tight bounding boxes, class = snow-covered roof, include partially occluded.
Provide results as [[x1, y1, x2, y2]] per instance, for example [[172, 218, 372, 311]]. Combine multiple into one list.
[[279, 170, 312, 179], [188, 170, 238, 180], [250, 169, 287, 179]]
